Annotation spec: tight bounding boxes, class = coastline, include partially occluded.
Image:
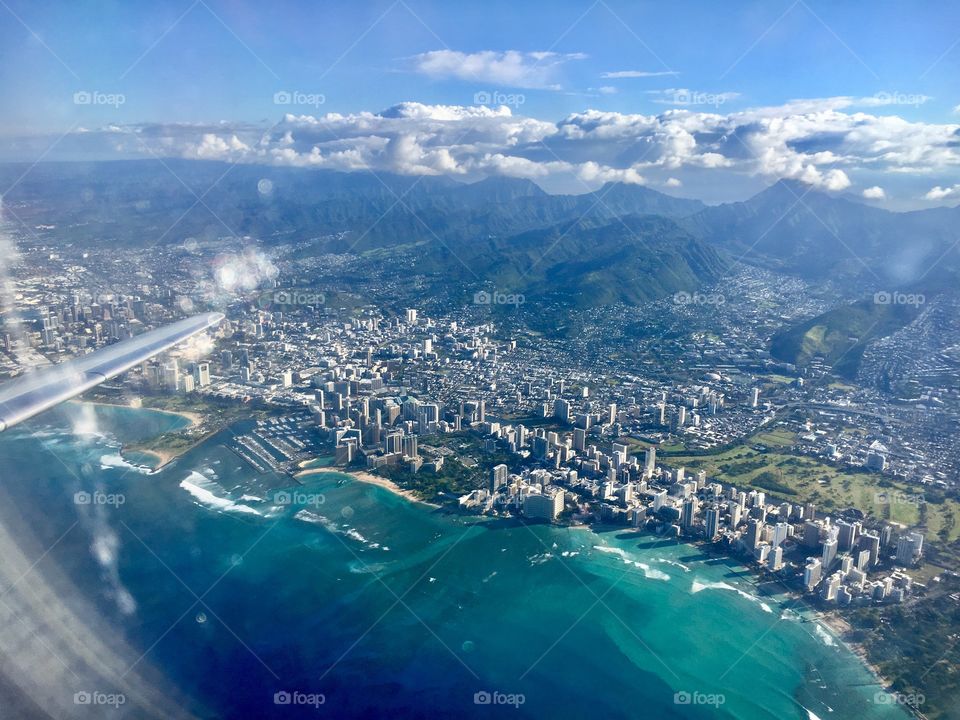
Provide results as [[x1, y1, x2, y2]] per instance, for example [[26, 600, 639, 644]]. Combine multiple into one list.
[[817, 611, 893, 690], [295, 462, 440, 508], [94, 415, 903, 703], [701, 553, 896, 695], [77, 399, 201, 427], [291, 460, 906, 699], [561, 521, 898, 698], [133, 447, 177, 469], [76, 400, 208, 470]]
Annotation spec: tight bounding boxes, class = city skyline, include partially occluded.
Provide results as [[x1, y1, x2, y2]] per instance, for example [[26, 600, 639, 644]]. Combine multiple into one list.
[[1, 3, 959, 718]]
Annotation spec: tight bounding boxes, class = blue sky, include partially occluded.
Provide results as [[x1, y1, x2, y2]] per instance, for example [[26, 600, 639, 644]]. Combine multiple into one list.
[[1, 0, 959, 206]]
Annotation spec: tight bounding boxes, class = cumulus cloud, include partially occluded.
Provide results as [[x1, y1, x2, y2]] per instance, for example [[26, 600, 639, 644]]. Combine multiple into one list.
[[189, 133, 250, 159], [925, 184, 959, 201], [25, 97, 960, 200], [409, 49, 585, 89], [862, 186, 886, 200]]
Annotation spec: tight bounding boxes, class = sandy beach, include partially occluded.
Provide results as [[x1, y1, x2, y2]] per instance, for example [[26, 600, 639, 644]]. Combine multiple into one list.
[[77, 399, 204, 470], [296, 462, 439, 507], [80, 399, 201, 427], [134, 447, 177, 469]]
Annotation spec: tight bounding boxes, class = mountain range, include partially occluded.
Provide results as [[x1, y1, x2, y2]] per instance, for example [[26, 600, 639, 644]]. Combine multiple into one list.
[[2, 160, 958, 373], [682, 179, 960, 285]]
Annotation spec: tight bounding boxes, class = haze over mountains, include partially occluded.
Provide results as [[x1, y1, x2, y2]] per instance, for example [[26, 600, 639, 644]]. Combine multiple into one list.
[[1, 160, 957, 314], [684, 179, 960, 285]]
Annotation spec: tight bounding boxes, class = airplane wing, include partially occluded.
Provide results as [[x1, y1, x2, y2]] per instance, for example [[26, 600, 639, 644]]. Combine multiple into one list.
[[0, 312, 224, 432]]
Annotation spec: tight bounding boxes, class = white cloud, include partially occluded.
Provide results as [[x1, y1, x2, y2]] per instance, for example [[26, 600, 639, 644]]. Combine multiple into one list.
[[409, 49, 585, 89], [924, 184, 959, 201], [576, 161, 645, 185], [665, 177, 682, 187], [858, 92, 932, 108], [600, 70, 679, 79], [382, 134, 464, 175], [189, 133, 250, 160], [30, 97, 960, 201], [862, 186, 886, 200], [823, 169, 852, 191]]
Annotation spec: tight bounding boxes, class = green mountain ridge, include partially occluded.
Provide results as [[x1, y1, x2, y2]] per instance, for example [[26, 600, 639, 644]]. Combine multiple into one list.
[[769, 299, 922, 378]]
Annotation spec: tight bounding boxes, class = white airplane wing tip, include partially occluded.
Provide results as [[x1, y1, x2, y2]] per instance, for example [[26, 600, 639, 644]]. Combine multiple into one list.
[[0, 313, 223, 432]]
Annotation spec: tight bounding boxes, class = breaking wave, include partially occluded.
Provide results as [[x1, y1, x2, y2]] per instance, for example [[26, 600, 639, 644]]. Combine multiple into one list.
[[691, 579, 773, 613], [179, 472, 262, 516], [593, 545, 671, 581]]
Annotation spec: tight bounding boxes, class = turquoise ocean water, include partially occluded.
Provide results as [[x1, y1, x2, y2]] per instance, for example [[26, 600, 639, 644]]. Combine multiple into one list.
[[0, 403, 910, 719]]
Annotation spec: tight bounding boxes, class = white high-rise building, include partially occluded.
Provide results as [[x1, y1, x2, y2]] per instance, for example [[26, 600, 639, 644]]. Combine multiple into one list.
[[822, 537, 838, 570], [162, 360, 180, 392], [193, 362, 211, 387], [681, 496, 699, 532], [705, 506, 721, 540], [772, 522, 790, 548], [803, 558, 822, 590], [652, 490, 668, 512], [523, 487, 564, 521], [491, 464, 508, 492], [767, 546, 783, 571], [836, 519, 859, 552], [896, 532, 924, 565], [728, 503, 742, 528], [573, 428, 586, 452], [644, 447, 656, 477], [821, 573, 841, 602]]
